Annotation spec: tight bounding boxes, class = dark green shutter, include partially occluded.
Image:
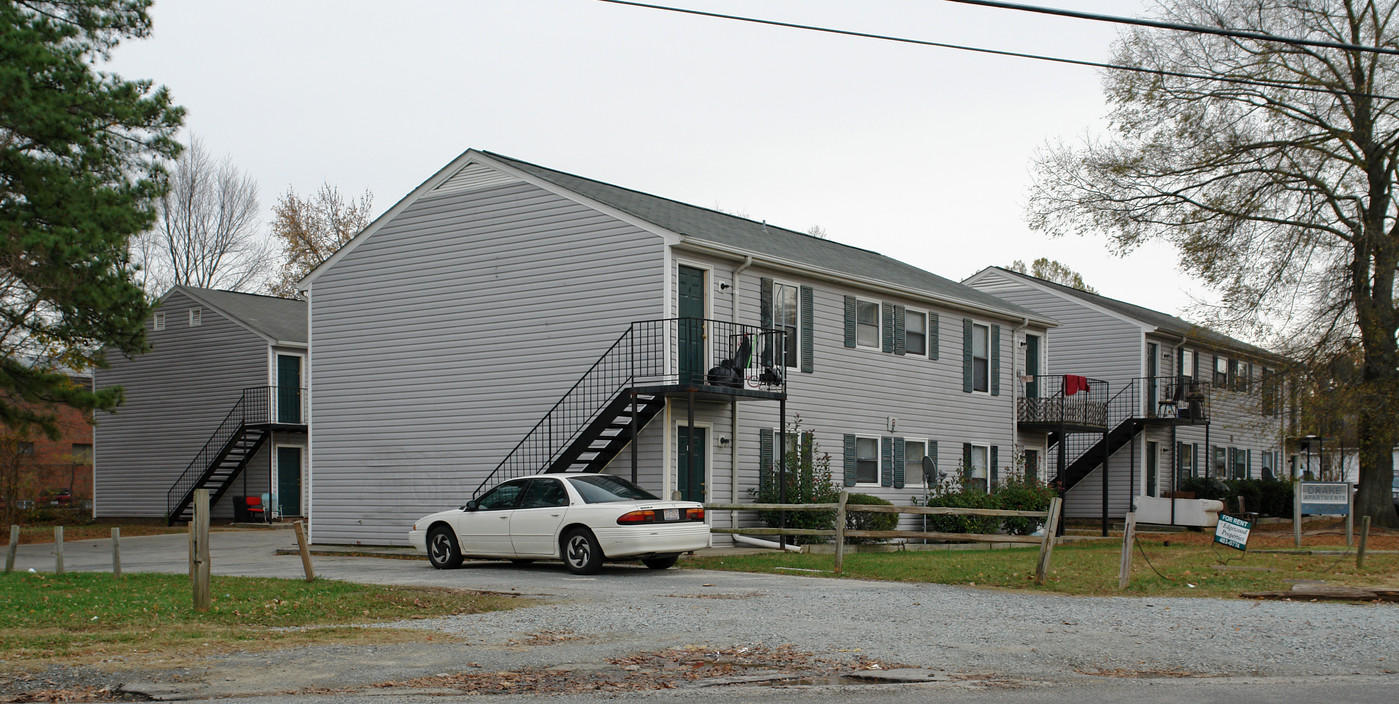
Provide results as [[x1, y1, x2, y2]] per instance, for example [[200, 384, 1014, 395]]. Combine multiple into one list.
[[759, 428, 773, 497], [800, 286, 814, 373], [1193, 351, 1200, 380], [1194, 443, 1200, 479], [990, 324, 1001, 396], [892, 436, 905, 488], [843, 434, 857, 487], [927, 441, 938, 485], [1212, 354, 1219, 385], [929, 313, 939, 360], [760, 278, 774, 367], [990, 445, 999, 489], [962, 319, 974, 393], [1247, 448, 1253, 478], [882, 303, 894, 353], [881, 436, 894, 487], [962, 443, 973, 481], [893, 305, 906, 356], [1177, 347, 1184, 376], [843, 295, 856, 348]]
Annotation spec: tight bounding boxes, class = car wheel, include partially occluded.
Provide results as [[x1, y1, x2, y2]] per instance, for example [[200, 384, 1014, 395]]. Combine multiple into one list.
[[427, 526, 463, 569], [642, 554, 679, 570], [561, 528, 603, 575]]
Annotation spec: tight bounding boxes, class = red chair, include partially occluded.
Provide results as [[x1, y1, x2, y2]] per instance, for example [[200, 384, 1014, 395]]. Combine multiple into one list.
[[244, 495, 267, 523]]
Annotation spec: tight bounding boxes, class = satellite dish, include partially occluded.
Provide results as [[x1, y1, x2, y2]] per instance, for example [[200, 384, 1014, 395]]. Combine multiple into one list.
[[921, 455, 937, 485]]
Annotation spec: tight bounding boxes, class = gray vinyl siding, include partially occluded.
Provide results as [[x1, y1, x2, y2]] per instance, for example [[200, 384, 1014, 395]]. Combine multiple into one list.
[[93, 290, 270, 518], [728, 264, 1023, 532], [968, 273, 1144, 391], [309, 180, 666, 546]]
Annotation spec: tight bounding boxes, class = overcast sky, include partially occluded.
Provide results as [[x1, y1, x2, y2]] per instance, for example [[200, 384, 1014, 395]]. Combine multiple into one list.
[[108, 0, 1218, 322]]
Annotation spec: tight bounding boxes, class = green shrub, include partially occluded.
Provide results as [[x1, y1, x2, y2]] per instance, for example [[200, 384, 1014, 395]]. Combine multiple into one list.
[[1256, 480, 1294, 518], [993, 476, 1057, 535], [749, 420, 839, 544], [1175, 477, 1292, 518], [920, 478, 999, 534], [843, 493, 898, 544], [1178, 476, 1230, 501]]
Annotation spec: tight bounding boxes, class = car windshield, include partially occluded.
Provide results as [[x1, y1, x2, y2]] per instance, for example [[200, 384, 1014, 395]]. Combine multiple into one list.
[[568, 475, 660, 503]]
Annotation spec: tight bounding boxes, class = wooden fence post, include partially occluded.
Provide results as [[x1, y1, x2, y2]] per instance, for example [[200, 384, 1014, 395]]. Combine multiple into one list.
[[1293, 480, 1302, 548], [833, 491, 848, 573], [112, 527, 121, 579], [192, 489, 211, 612], [1118, 512, 1137, 590], [5, 525, 17, 573], [1034, 497, 1062, 585], [293, 521, 315, 581], [54, 526, 64, 575], [1356, 515, 1371, 569]]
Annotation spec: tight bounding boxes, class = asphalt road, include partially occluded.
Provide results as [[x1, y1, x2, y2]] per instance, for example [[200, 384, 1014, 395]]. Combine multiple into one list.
[[7, 528, 1399, 703]]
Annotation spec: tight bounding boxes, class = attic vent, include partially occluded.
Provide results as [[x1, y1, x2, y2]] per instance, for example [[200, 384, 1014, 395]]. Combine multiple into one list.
[[153, 311, 165, 331], [189, 308, 201, 327], [427, 162, 521, 198]]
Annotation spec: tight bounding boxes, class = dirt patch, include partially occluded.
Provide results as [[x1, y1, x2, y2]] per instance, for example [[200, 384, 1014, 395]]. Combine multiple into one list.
[[333, 645, 905, 697]]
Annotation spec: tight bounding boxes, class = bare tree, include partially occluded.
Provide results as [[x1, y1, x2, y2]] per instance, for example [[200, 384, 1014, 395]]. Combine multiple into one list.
[[1007, 258, 1097, 293], [1029, 0, 1399, 526], [267, 184, 373, 298], [137, 136, 269, 293]]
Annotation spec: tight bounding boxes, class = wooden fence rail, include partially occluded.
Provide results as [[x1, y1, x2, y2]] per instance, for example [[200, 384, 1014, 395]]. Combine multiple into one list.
[[705, 493, 1063, 584]]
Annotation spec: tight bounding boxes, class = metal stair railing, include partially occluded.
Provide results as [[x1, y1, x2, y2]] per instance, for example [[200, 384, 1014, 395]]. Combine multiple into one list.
[[165, 386, 277, 523], [472, 318, 785, 499]]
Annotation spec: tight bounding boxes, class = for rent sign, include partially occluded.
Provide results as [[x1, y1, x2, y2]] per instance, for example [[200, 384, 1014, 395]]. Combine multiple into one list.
[[1214, 514, 1252, 551]]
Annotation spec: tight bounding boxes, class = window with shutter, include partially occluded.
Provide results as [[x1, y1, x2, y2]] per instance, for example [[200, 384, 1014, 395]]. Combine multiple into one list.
[[990, 325, 1001, 396], [928, 313, 940, 360], [800, 286, 814, 374], [989, 445, 999, 489], [904, 439, 927, 488], [880, 436, 894, 487], [893, 305, 906, 356], [759, 428, 773, 496], [966, 443, 989, 493], [904, 309, 926, 356], [881, 303, 894, 353], [970, 323, 990, 393], [855, 436, 879, 485], [855, 299, 880, 349], [843, 295, 857, 348]]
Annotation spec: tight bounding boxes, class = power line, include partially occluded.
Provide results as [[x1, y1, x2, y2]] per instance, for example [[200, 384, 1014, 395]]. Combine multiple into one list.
[[945, 0, 1399, 57], [596, 0, 1399, 102]]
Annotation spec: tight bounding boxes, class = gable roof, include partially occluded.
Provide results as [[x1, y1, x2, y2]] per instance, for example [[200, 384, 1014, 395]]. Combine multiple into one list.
[[480, 152, 1052, 324], [300, 149, 1054, 325], [973, 267, 1281, 361], [169, 286, 307, 346]]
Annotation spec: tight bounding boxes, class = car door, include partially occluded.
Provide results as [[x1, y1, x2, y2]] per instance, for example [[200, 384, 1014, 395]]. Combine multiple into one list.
[[452, 481, 524, 556], [509, 478, 570, 556]]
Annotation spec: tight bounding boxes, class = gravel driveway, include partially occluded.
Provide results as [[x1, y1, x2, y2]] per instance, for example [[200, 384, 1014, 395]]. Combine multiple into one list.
[[6, 528, 1398, 700]]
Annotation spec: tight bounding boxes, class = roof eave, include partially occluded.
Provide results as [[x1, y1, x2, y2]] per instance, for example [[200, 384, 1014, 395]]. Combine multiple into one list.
[[676, 239, 1059, 328]]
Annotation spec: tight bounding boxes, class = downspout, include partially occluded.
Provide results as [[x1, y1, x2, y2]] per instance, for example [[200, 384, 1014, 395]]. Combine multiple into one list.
[[1010, 317, 1029, 481], [731, 256, 754, 531]]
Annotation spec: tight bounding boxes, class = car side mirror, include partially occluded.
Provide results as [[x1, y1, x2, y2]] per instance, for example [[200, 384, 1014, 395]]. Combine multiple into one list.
[[464, 500, 479, 511]]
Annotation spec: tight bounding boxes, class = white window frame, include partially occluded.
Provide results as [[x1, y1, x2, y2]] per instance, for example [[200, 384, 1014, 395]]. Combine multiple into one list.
[[854, 434, 881, 487], [968, 443, 990, 493], [1178, 443, 1195, 478], [189, 307, 202, 327], [854, 297, 881, 350], [1215, 356, 1229, 386], [971, 322, 990, 394], [904, 438, 930, 487], [772, 280, 801, 369], [903, 308, 928, 357], [153, 311, 165, 331], [1180, 349, 1193, 378]]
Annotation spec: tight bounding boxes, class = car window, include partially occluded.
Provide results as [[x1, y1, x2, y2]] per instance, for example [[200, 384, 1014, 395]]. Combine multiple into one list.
[[477, 482, 525, 510], [568, 475, 660, 503], [519, 478, 569, 509]]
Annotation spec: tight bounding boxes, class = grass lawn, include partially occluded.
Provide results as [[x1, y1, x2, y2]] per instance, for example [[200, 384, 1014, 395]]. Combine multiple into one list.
[[686, 537, 1399, 598], [0, 572, 524, 668]]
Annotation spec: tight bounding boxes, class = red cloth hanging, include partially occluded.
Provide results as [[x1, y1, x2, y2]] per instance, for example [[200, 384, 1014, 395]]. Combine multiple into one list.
[[1063, 375, 1090, 396]]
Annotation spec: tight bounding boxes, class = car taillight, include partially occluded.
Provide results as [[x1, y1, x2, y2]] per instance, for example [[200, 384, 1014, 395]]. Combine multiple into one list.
[[686, 508, 704, 522], [617, 510, 656, 525]]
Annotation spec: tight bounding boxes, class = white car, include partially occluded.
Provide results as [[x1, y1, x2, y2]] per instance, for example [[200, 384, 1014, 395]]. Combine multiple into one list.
[[409, 474, 710, 574]]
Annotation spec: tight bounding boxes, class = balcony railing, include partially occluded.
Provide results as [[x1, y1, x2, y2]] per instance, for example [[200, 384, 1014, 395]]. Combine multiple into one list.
[[1135, 375, 1211, 423], [1017, 375, 1110, 429]]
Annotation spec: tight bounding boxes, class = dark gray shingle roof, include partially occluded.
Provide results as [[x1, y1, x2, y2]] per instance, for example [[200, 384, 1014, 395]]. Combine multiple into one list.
[[982, 267, 1280, 360], [174, 286, 307, 345], [485, 152, 1052, 323]]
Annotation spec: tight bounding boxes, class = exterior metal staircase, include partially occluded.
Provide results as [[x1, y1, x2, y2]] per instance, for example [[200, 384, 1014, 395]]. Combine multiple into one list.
[[1048, 376, 1211, 493], [165, 386, 305, 525], [472, 318, 786, 500]]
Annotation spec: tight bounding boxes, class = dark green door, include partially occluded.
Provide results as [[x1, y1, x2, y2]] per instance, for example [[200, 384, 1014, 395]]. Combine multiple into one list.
[[1146, 343, 1159, 412], [1024, 334, 1040, 398], [677, 426, 706, 502], [678, 266, 705, 385], [276, 446, 302, 516], [277, 354, 302, 423], [1145, 441, 1158, 497]]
